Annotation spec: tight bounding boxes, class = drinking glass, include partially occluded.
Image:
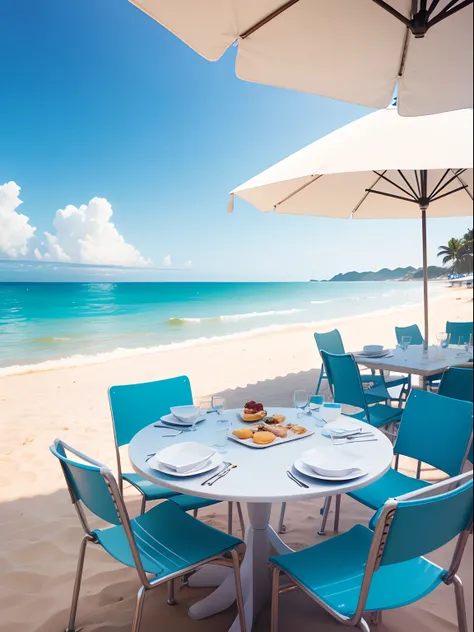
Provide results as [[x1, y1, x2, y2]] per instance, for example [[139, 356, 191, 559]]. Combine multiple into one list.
[[437, 331, 451, 350], [294, 390, 309, 417], [211, 396, 225, 415], [400, 336, 411, 360], [310, 395, 325, 427], [465, 333, 473, 357], [214, 417, 231, 449]]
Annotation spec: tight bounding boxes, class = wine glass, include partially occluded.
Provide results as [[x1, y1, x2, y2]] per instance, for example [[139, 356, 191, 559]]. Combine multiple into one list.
[[211, 396, 225, 415], [294, 390, 309, 417], [465, 333, 473, 357], [400, 336, 411, 360]]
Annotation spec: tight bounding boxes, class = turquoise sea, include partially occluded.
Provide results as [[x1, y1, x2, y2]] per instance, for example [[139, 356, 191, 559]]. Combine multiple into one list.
[[0, 282, 444, 374]]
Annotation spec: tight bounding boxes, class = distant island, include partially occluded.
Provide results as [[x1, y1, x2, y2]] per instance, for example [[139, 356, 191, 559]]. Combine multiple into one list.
[[311, 266, 447, 283]]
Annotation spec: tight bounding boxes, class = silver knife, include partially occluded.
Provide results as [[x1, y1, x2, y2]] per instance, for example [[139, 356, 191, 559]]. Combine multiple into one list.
[[201, 462, 231, 486]]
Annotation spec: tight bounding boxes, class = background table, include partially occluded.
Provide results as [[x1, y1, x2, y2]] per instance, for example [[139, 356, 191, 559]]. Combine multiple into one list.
[[130, 408, 393, 632], [354, 345, 472, 387]]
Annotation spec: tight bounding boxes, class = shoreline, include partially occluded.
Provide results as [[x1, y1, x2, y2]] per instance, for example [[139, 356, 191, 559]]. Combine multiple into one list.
[[0, 289, 459, 378]]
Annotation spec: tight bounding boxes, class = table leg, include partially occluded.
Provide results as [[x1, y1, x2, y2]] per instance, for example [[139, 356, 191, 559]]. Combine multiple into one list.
[[188, 502, 293, 631]]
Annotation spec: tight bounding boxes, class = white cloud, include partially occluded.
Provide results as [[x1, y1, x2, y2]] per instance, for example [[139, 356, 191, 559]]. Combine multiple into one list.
[[0, 182, 36, 258], [162, 254, 172, 267], [41, 197, 150, 267]]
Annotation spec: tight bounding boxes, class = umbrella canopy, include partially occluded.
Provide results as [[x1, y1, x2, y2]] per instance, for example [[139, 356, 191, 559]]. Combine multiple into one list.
[[230, 107, 473, 347], [130, 0, 473, 116]]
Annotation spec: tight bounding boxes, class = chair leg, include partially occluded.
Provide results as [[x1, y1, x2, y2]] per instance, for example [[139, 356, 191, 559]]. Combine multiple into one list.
[[139, 493, 147, 516], [65, 535, 90, 632], [236, 502, 246, 537], [231, 549, 247, 632], [271, 567, 281, 632], [315, 366, 324, 395], [228, 502, 234, 535], [357, 618, 371, 632], [318, 496, 332, 536], [333, 495, 342, 532], [416, 460, 422, 480], [131, 586, 147, 632], [278, 503, 287, 534], [453, 575, 468, 632], [193, 508, 199, 519], [369, 611, 383, 625], [167, 579, 176, 606]]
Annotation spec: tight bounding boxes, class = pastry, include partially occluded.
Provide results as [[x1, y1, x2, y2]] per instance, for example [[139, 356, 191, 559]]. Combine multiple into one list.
[[286, 424, 307, 435], [241, 410, 267, 422], [232, 428, 254, 440], [253, 431, 276, 445]]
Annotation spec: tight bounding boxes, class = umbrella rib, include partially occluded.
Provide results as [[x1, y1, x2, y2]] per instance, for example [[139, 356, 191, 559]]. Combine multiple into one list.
[[352, 171, 386, 215], [428, 169, 453, 199], [427, 0, 442, 18], [372, 170, 419, 200], [430, 184, 469, 203], [414, 170, 422, 197], [273, 174, 323, 210], [364, 188, 419, 203], [240, 0, 301, 39], [398, 170, 420, 199], [371, 1, 412, 27], [428, 0, 473, 29], [428, 168, 467, 200]]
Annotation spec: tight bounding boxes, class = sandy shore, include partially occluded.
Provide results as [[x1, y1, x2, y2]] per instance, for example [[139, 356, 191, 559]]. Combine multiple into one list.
[[0, 288, 472, 632]]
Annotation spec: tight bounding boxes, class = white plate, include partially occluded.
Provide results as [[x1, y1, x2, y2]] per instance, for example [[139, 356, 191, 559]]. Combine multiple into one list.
[[355, 350, 392, 358], [170, 405, 201, 423], [322, 418, 364, 438], [294, 459, 366, 482], [156, 442, 216, 473], [159, 413, 205, 427], [301, 447, 364, 478], [148, 452, 223, 477]]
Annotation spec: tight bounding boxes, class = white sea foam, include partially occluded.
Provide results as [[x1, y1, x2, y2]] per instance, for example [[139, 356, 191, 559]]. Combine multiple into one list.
[[0, 297, 445, 378], [168, 308, 304, 325], [310, 300, 334, 305]]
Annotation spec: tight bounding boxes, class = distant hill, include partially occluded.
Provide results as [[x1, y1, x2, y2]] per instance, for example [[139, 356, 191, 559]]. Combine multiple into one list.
[[318, 266, 447, 282]]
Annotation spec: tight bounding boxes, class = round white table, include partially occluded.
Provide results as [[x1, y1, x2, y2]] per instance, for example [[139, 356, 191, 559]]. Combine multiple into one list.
[[129, 408, 393, 632]]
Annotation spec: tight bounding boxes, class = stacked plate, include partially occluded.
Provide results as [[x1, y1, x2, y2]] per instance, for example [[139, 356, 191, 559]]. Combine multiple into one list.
[[159, 405, 205, 427], [294, 445, 366, 482], [147, 442, 222, 477], [356, 345, 392, 359]]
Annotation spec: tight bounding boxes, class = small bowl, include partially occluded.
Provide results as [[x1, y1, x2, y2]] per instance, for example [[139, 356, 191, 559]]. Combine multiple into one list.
[[170, 405, 200, 423], [363, 345, 384, 355], [321, 403, 342, 423]]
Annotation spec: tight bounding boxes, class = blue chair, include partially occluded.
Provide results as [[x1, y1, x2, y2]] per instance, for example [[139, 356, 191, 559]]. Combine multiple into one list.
[[50, 440, 246, 632], [315, 330, 408, 402], [348, 390, 473, 529], [270, 471, 473, 632], [321, 351, 403, 429], [439, 368, 474, 464], [446, 321, 473, 346], [395, 324, 443, 388], [109, 376, 244, 535]]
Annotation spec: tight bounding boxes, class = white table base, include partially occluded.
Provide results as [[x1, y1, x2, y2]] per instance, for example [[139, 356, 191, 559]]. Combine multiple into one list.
[[188, 503, 294, 631]]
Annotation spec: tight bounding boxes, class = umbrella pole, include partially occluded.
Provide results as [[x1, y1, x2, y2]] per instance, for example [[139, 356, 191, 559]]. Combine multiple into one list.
[[421, 206, 429, 351]]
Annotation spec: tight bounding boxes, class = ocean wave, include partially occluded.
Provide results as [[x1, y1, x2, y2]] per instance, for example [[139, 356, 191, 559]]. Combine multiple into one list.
[[0, 296, 442, 378], [168, 309, 304, 325], [28, 336, 72, 343], [310, 300, 334, 305]]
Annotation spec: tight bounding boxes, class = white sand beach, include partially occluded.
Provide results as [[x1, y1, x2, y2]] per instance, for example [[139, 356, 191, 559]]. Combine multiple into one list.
[[0, 288, 472, 632]]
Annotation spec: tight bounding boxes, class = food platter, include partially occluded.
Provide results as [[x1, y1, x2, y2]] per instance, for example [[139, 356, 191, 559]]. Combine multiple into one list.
[[229, 427, 314, 449]]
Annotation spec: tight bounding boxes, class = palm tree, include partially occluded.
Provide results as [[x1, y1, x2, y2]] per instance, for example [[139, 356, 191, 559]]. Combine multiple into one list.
[[438, 238, 468, 274], [463, 228, 473, 256]]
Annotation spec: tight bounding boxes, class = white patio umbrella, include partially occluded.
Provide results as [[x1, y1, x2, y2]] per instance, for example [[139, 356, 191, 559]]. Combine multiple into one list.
[[229, 107, 473, 348], [130, 0, 473, 116]]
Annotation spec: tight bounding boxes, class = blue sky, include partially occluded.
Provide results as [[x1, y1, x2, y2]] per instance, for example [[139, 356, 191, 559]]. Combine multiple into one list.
[[0, 0, 470, 282]]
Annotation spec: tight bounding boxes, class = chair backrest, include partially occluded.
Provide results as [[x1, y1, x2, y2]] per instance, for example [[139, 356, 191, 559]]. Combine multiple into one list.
[[378, 472, 474, 567], [109, 375, 193, 448], [395, 389, 473, 477], [314, 329, 345, 356], [446, 321, 473, 346], [321, 351, 369, 416], [50, 439, 122, 526], [395, 324, 424, 346], [439, 368, 474, 464]]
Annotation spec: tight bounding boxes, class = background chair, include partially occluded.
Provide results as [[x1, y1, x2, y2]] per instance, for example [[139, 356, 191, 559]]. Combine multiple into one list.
[[50, 440, 246, 632], [315, 329, 408, 402], [317, 388, 473, 537], [446, 321, 474, 346], [439, 367, 474, 464], [270, 472, 473, 632], [109, 376, 244, 535]]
